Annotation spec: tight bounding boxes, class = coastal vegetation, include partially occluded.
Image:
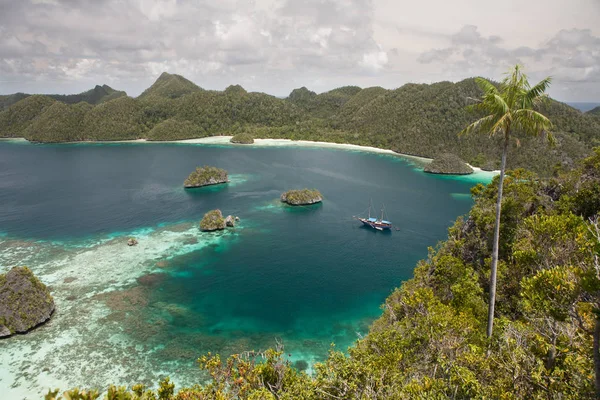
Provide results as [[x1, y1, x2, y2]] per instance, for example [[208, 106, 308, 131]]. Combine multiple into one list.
[[423, 153, 473, 175], [54, 147, 600, 399], [199, 210, 226, 231], [280, 189, 323, 205], [1, 72, 599, 176], [183, 166, 228, 188], [0, 266, 55, 337], [230, 133, 254, 144]]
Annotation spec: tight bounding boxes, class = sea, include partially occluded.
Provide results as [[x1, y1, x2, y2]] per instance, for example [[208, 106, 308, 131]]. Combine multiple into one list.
[[0, 139, 494, 397]]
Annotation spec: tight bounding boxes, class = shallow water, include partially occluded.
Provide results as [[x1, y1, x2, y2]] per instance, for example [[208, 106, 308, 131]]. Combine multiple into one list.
[[0, 141, 491, 396]]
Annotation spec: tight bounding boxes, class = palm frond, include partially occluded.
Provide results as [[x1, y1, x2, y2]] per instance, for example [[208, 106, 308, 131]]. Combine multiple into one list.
[[523, 77, 552, 108], [513, 109, 553, 138], [459, 114, 497, 137], [475, 77, 498, 95]]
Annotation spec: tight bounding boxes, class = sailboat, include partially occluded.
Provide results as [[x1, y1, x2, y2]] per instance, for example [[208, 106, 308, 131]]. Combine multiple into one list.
[[355, 200, 392, 231]]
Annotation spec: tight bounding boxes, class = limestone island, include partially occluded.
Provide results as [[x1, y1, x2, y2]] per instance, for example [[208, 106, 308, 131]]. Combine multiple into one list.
[[200, 209, 238, 231], [184, 166, 228, 188], [0, 266, 55, 338], [281, 189, 323, 205], [424, 153, 474, 175], [230, 133, 254, 144]]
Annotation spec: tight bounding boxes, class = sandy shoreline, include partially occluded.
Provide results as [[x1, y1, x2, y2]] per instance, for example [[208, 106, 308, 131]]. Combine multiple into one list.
[[0, 136, 500, 177]]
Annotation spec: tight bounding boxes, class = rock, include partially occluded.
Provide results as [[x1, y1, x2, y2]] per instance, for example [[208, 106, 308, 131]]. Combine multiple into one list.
[[200, 209, 226, 231], [230, 133, 254, 144], [184, 166, 228, 188], [424, 153, 474, 175], [235, 216, 240, 221], [225, 215, 236, 227], [281, 189, 323, 205], [0, 267, 55, 338], [127, 238, 138, 246], [137, 273, 167, 287]]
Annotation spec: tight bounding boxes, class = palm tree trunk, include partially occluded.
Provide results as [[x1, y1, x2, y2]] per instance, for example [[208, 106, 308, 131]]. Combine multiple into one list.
[[487, 134, 510, 338], [594, 314, 600, 399]]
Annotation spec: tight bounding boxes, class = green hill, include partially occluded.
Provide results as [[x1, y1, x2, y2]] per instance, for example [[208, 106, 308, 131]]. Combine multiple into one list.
[[1, 74, 599, 176], [587, 106, 600, 117], [0, 85, 125, 111], [138, 72, 202, 99], [0, 93, 29, 111], [0, 95, 57, 137], [23, 102, 92, 142], [82, 96, 144, 140]]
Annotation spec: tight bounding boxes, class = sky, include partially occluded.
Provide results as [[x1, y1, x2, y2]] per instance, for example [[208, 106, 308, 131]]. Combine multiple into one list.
[[0, 0, 599, 101]]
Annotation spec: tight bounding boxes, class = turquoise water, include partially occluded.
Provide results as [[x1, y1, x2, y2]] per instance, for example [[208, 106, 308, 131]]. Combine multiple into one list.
[[0, 141, 491, 395]]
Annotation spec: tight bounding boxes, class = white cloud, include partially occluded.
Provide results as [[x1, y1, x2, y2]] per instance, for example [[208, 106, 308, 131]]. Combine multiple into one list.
[[0, 0, 599, 101]]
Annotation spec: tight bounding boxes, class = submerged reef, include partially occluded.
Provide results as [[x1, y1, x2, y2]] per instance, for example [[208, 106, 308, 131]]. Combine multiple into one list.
[[0, 266, 55, 337], [281, 189, 323, 205], [184, 166, 228, 188]]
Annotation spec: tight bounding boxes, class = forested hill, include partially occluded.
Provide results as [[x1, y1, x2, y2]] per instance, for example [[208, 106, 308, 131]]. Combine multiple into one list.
[[588, 106, 600, 117], [1, 72, 600, 176], [0, 84, 126, 111]]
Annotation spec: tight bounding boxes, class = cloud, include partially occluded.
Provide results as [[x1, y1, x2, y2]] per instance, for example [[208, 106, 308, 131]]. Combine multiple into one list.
[[0, 0, 598, 100]]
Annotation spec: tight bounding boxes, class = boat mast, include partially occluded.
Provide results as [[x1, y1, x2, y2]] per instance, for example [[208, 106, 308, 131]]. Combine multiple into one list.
[[368, 198, 372, 218]]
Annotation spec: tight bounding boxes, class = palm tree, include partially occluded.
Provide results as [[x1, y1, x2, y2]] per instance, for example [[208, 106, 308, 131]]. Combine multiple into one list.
[[461, 65, 553, 338]]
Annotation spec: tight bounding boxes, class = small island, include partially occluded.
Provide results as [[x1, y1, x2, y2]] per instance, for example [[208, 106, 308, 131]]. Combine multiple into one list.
[[424, 153, 474, 175], [0, 266, 55, 337], [184, 166, 229, 188], [281, 189, 323, 205], [200, 210, 238, 231], [230, 133, 254, 144]]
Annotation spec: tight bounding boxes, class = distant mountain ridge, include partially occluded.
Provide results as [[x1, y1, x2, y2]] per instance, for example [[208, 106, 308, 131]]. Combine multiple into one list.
[[1, 72, 599, 176], [0, 84, 126, 111]]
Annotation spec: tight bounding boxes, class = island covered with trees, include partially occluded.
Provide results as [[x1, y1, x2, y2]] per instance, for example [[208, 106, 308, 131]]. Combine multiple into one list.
[[0, 267, 55, 337], [230, 133, 254, 144], [423, 153, 474, 175], [183, 166, 228, 188], [1, 71, 600, 176], [280, 189, 323, 205]]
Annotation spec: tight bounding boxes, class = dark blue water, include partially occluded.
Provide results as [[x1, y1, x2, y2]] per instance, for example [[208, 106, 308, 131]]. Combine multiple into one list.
[[0, 140, 483, 378]]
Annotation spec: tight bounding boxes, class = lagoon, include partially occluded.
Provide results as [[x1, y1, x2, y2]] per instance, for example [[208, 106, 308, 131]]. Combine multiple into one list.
[[0, 140, 491, 397]]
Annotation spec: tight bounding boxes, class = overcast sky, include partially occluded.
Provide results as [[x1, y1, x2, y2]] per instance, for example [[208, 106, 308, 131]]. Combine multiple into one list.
[[1, 0, 599, 101]]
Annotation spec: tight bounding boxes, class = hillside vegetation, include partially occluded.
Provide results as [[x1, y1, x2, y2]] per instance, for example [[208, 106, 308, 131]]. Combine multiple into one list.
[[588, 106, 600, 117], [0, 85, 125, 111], [53, 148, 600, 399], [2, 73, 600, 176]]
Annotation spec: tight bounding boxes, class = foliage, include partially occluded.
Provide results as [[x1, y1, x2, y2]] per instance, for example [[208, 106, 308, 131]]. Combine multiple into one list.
[[23, 102, 93, 142], [139, 72, 202, 99], [146, 119, 207, 141], [280, 189, 323, 205], [0, 95, 57, 137], [184, 166, 228, 188], [82, 96, 145, 141], [230, 133, 254, 144], [586, 106, 600, 117], [423, 153, 473, 174], [199, 210, 226, 232]]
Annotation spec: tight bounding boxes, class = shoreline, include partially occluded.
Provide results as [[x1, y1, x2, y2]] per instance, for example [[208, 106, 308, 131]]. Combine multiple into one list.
[[0, 136, 500, 177]]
